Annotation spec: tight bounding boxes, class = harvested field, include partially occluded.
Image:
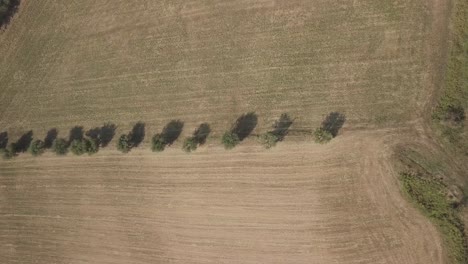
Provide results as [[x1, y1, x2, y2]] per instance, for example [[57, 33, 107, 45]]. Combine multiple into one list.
[[0, 0, 454, 263], [0, 0, 435, 140], [0, 132, 445, 264]]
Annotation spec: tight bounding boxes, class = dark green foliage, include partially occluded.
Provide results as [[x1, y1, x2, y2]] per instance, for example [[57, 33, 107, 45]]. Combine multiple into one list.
[[221, 131, 240, 150], [313, 128, 332, 144], [69, 138, 98, 155], [70, 139, 85, 155], [83, 138, 99, 155], [446, 105, 466, 123], [434, 104, 466, 123], [313, 112, 346, 144], [182, 137, 197, 153], [117, 134, 131, 153], [28, 139, 45, 156], [258, 132, 279, 149], [52, 138, 68, 155], [401, 173, 467, 263], [151, 134, 166, 152], [180, 123, 211, 153]]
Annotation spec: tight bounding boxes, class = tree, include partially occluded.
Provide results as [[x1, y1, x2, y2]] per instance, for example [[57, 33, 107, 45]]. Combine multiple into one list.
[[222, 131, 240, 149], [117, 134, 131, 153], [70, 139, 85, 155], [258, 132, 279, 149], [52, 138, 68, 155], [313, 128, 332, 144], [29, 139, 45, 156], [151, 134, 166, 152], [83, 138, 98, 155], [182, 137, 197, 153]]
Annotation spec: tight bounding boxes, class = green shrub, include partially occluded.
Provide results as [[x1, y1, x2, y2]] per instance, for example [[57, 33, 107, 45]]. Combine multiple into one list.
[[83, 138, 98, 155], [151, 134, 166, 152], [117, 134, 131, 153], [221, 131, 240, 150], [258, 132, 279, 149], [29, 139, 45, 156], [313, 128, 332, 144], [400, 173, 467, 263], [182, 137, 197, 152], [432, 0, 468, 150], [52, 138, 68, 155], [70, 139, 85, 155]]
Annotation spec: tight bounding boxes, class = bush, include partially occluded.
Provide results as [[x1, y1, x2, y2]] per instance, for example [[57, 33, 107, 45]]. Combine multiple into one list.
[[313, 128, 333, 144], [445, 105, 466, 124], [83, 138, 98, 155], [182, 137, 197, 153], [151, 134, 166, 152], [258, 132, 279, 149], [52, 138, 68, 155], [401, 173, 467, 263], [221, 131, 240, 149], [117, 134, 131, 153], [70, 139, 85, 155], [29, 139, 45, 156]]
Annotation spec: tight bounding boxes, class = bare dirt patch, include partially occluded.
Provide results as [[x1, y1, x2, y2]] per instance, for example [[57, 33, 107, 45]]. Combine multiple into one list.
[[0, 131, 444, 264]]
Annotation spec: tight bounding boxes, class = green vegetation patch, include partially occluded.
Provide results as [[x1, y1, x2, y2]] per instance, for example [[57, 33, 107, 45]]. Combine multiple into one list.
[[400, 173, 467, 264], [433, 0, 468, 152]]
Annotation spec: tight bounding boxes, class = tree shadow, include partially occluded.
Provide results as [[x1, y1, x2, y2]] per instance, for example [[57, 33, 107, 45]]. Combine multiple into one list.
[[162, 120, 184, 145], [44, 128, 58, 148], [232, 112, 257, 141], [85, 123, 117, 147], [0, 0, 20, 29], [0, 132, 8, 149], [13, 130, 33, 153], [322, 112, 346, 137], [86, 127, 101, 140], [100, 123, 116, 147], [272, 113, 293, 141], [129, 122, 145, 147], [193, 123, 211, 145], [68, 126, 84, 143]]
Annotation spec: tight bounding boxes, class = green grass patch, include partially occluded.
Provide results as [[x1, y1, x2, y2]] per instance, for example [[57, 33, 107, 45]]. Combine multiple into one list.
[[432, 0, 468, 152], [400, 173, 467, 264]]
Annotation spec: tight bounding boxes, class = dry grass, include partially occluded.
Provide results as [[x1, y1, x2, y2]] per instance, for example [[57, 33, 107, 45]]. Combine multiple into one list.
[[0, 0, 432, 141]]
